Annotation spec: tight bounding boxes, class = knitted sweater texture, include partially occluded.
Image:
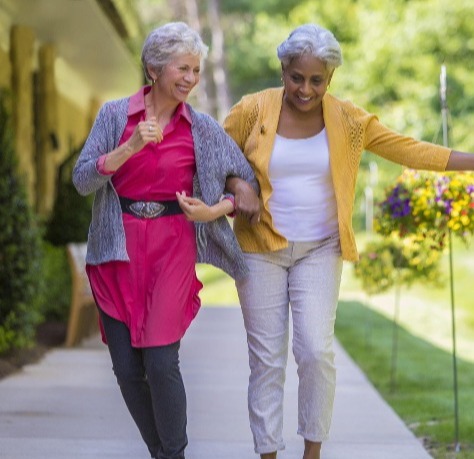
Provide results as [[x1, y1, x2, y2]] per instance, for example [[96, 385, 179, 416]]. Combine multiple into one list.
[[223, 87, 451, 262], [73, 96, 258, 280]]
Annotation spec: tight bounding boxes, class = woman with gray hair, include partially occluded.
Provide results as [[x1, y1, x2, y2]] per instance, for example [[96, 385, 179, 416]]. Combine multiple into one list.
[[73, 22, 259, 459], [224, 23, 474, 459]]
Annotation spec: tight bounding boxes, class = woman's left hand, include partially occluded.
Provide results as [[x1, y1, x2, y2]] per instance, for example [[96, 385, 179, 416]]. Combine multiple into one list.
[[176, 191, 215, 222]]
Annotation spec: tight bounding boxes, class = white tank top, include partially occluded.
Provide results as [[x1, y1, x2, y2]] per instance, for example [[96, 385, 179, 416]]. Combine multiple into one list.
[[268, 129, 338, 241]]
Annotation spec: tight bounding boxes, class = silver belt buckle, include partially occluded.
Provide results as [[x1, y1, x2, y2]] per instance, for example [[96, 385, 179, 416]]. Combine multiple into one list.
[[129, 201, 166, 218]]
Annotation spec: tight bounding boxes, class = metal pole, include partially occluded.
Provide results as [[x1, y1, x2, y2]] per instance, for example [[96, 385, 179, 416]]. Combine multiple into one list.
[[440, 64, 460, 453], [390, 277, 401, 393], [369, 161, 379, 187], [440, 65, 449, 148], [448, 230, 460, 453], [364, 186, 374, 233]]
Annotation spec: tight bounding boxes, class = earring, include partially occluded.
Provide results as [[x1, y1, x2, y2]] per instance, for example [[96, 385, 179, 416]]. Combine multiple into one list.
[[152, 79, 156, 85]]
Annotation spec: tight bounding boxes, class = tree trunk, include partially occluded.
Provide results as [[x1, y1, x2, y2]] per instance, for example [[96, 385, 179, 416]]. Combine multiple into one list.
[[206, 0, 231, 122], [183, 0, 211, 114]]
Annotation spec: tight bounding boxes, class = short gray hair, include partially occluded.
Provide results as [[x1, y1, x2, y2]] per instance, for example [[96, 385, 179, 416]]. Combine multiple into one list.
[[277, 24, 342, 70], [141, 22, 209, 80]]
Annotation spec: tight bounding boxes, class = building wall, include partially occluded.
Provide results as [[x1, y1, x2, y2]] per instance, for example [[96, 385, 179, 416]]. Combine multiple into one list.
[[0, 0, 142, 220], [0, 0, 142, 218], [36, 43, 58, 215], [0, 28, 96, 216]]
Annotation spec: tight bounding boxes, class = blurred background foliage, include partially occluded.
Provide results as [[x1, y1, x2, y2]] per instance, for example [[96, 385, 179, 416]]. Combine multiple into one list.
[[0, 90, 43, 353], [0, 91, 74, 354]]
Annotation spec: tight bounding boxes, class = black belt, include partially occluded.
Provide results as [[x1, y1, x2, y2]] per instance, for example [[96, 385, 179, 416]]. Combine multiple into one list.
[[119, 196, 183, 219]]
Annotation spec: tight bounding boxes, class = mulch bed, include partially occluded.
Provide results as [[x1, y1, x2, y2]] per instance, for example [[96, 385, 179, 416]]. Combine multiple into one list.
[[0, 321, 67, 380]]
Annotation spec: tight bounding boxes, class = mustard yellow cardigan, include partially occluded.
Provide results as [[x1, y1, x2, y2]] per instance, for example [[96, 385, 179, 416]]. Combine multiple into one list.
[[223, 87, 451, 262]]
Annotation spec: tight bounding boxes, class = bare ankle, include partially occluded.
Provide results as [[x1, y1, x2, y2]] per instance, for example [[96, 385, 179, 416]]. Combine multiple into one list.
[[303, 440, 321, 459], [261, 453, 277, 459]]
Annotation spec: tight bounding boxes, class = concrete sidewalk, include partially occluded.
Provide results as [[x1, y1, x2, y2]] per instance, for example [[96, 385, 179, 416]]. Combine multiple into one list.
[[0, 307, 432, 459]]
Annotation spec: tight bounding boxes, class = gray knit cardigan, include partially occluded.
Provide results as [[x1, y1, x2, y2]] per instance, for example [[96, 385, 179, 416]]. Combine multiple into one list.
[[72, 97, 259, 280]]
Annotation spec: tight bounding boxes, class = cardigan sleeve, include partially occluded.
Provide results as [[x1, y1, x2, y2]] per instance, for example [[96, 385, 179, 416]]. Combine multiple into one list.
[[72, 103, 115, 196], [223, 98, 246, 151], [343, 102, 452, 171], [191, 110, 259, 204], [212, 116, 259, 194], [365, 117, 451, 171]]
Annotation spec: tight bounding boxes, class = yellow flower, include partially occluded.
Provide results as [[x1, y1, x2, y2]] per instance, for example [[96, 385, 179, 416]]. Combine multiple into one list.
[[461, 216, 470, 226]]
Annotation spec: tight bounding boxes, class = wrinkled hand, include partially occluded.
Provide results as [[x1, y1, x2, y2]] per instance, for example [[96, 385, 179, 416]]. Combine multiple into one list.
[[176, 191, 214, 222], [126, 116, 163, 154]]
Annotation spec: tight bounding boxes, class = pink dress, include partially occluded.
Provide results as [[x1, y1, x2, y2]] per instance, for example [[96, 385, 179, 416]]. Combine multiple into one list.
[[86, 87, 203, 347]]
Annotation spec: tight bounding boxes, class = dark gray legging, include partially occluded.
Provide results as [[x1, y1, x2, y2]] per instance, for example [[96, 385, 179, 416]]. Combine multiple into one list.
[[99, 309, 187, 459]]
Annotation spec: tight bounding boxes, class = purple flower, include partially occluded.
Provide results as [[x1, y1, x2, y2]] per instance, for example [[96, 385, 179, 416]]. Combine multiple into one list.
[[445, 199, 453, 214], [383, 185, 411, 218]]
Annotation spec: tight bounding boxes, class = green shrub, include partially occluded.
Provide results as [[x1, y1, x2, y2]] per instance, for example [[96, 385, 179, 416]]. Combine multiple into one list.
[[45, 143, 92, 246], [0, 90, 43, 354], [34, 241, 71, 323]]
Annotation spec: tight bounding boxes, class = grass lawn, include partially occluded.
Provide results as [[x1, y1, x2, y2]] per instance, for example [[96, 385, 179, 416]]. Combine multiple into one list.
[[196, 233, 474, 458], [338, 235, 474, 457], [335, 300, 474, 458], [196, 264, 240, 305]]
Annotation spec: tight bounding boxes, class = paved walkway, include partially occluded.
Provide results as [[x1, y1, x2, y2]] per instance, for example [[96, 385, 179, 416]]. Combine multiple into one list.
[[0, 307, 432, 459]]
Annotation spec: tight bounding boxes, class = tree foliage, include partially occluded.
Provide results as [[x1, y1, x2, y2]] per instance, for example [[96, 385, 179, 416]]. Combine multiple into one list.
[[139, 0, 473, 150], [138, 0, 473, 143], [220, 0, 474, 152]]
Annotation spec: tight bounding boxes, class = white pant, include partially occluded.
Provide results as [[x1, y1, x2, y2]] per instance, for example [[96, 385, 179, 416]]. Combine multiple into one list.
[[236, 235, 343, 454]]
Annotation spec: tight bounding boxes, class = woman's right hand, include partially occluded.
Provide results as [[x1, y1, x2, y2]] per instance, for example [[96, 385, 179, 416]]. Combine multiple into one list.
[[225, 177, 261, 225], [102, 117, 164, 172], [126, 116, 163, 155]]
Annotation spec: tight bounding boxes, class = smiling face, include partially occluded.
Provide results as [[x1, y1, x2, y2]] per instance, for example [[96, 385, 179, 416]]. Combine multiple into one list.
[[281, 53, 333, 115], [150, 53, 201, 104]]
